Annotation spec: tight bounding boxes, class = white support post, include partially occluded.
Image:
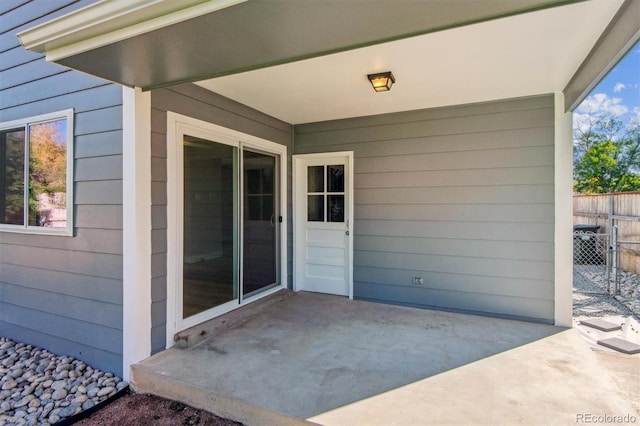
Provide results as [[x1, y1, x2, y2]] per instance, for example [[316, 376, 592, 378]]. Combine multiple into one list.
[[122, 87, 152, 381], [554, 92, 573, 327]]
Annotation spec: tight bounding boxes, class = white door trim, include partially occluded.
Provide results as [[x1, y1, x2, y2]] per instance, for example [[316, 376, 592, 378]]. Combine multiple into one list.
[[166, 112, 288, 348], [293, 151, 354, 299]]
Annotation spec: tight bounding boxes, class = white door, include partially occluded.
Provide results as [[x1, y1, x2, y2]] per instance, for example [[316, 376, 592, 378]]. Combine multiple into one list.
[[294, 152, 353, 298]]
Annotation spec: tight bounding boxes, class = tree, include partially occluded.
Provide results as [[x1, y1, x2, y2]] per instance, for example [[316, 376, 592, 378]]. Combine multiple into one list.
[[28, 120, 67, 226], [573, 116, 640, 194]]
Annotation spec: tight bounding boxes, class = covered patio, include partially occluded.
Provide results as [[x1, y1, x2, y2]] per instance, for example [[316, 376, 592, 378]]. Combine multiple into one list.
[[15, 0, 640, 408], [131, 291, 637, 425]]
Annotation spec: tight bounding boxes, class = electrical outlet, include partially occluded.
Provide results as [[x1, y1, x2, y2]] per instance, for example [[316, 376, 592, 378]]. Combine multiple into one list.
[[413, 277, 423, 285]]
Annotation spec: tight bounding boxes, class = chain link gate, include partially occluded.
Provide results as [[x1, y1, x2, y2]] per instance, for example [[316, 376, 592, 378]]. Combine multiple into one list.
[[611, 226, 640, 296], [573, 193, 640, 317], [573, 229, 613, 294], [574, 226, 640, 317]]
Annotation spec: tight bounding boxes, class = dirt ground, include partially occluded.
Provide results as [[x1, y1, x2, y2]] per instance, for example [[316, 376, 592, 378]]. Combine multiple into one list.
[[74, 392, 243, 426]]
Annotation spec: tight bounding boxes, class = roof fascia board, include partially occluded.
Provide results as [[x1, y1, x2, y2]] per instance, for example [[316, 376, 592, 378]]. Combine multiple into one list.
[[17, 0, 247, 62], [563, 0, 640, 112]]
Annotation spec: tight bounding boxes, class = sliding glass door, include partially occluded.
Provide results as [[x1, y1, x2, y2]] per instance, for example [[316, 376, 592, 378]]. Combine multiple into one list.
[[182, 136, 238, 318], [180, 137, 280, 323], [243, 150, 278, 297]]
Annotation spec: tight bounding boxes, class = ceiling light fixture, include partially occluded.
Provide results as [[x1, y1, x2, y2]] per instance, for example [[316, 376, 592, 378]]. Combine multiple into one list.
[[367, 71, 395, 92]]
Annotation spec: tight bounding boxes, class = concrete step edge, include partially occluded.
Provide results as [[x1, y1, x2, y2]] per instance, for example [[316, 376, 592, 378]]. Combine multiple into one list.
[[130, 363, 315, 426]]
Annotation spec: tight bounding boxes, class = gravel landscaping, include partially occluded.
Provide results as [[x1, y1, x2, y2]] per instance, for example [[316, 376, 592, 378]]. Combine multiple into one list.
[[573, 266, 640, 318], [0, 338, 127, 425]]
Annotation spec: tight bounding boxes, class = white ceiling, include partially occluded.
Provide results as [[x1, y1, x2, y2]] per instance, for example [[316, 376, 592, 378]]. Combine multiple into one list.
[[196, 0, 623, 125]]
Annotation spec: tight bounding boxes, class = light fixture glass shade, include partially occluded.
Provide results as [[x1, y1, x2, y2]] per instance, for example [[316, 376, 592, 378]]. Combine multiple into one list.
[[367, 71, 395, 92]]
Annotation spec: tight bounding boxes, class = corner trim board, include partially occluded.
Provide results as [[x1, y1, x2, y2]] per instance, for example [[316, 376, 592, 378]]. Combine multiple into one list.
[[122, 87, 152, 381], [553, 92, 573, 327]]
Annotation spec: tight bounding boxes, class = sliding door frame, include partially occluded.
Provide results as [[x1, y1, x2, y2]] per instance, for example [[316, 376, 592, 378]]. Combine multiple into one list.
[[166, 112, 287, 347]]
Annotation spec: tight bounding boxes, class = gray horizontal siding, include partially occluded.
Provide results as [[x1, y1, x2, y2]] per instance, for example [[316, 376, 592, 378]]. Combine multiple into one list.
[[74, 205, 122, 229], [0, 1, 30, 16], [294, 95, 556, 322], [356, 166, 554, 188], [1, 263, 121, 305], [354, 236, 553, 263], [75, 129, 123, 159], [0, 228, 122, 254], [354, 204, 554, 223], [0, 56, 67, 89], [1, 282, 122, 329], [0, 0, 123, 375], [0, 46, 41, 72], [149, 83, 293, 353], [0, 70, 107, 110], [0, 245, 122, 280], [76, 155, 123, 182], [75, 181, 122, 205], [0, 82, 120, 122]]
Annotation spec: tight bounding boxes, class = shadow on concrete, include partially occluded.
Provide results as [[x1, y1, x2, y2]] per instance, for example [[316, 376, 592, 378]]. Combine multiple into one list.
[[132, 292, 635, 425], [134, 293, 580, 419]]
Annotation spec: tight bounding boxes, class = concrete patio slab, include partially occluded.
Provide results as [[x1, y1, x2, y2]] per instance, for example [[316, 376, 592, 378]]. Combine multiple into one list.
[[131, 292, 638, 425]]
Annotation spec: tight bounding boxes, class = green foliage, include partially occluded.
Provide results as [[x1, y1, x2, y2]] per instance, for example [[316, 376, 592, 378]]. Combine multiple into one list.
[[27, 120, 66, 225], [1, 129, 26, 224], [573, 117, 640, 194]]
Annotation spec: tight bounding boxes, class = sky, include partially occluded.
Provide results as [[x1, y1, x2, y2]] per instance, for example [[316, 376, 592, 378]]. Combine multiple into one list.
[[574, 40, 640, 132]]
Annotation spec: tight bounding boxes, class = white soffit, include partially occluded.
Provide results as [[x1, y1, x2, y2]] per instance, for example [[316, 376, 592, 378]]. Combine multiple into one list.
[[196, 0, 624, 124], [17, 0, 246, 62]]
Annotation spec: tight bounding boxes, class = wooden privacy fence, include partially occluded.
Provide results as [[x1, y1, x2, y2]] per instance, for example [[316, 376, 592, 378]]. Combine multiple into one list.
[[573, 191, 640, 274]]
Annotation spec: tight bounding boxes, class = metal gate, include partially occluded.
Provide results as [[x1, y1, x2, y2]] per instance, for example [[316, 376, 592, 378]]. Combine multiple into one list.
[[573, 226, 640, 316], [611, 227, 640, 296], [573, 193, 640, 317], [573, 230, 612, 293]]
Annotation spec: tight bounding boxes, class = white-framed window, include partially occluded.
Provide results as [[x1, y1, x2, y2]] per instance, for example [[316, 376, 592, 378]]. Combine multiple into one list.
[[0, 109, 74, 235]]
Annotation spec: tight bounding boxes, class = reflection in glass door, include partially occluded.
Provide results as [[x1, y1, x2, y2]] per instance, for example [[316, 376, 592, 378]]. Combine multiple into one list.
[[181, 138, 280, 321], [182, 136, 238, 319], [243, 151, 278, 297]]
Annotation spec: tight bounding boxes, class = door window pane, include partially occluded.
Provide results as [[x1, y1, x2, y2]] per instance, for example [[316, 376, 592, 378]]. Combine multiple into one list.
[[0, 129, 25, 225], [307, 195, 324, 221], [247, 169, 261, 193], [262, 195, 274, 220], [261, 167, 273, 194], [247, 196, 261, 220], [327, 165, 344, 192], [308, 166, 324, 192], [327, 195, 344, 222]]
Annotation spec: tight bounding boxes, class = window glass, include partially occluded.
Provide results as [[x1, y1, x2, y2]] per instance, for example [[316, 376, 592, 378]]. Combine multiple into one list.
[[28, 119, 67, 228], [0, 110, 72, 234], [1, 129, 26, 225]]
